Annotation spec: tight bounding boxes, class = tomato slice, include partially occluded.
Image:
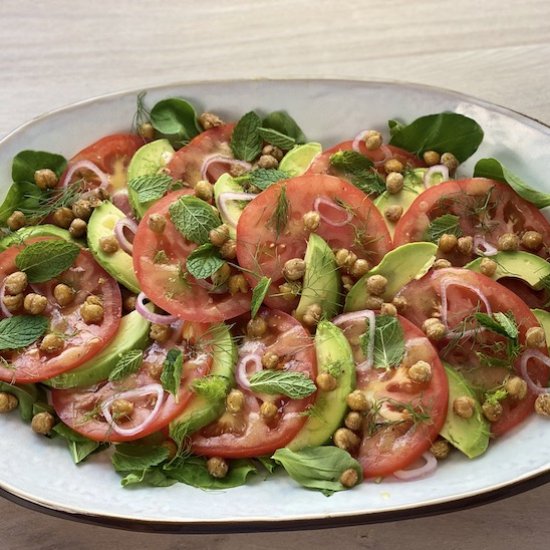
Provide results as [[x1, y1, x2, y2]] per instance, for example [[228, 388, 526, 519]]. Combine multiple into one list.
[[166, 123, 235, 185], [236, 174, 392, 311], [393, 178, 550, 266], [338, 314, 447, 477], [52, 322, 214, 442], [191, 309, 317, 458], [133, 190, 251, 322], [0, 242, 121, 383], [397, 267, 550, 435]]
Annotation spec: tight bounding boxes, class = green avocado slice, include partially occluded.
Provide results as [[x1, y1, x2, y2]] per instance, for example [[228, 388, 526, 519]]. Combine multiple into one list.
[[45, 309, 150, 389], [278, 142, 323, 177], [87, 201, 140, 293], [214, 173, 247, 239], [344, 242, 437, 312], [532, 309, 550, 352], [440, 363, 490, 459], [287, 320, 355, 450], [0, 224, 81, 251]]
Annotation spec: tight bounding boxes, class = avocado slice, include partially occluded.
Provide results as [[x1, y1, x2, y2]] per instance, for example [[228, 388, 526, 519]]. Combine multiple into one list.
[[45, 309, 150, 388], [287, 320, 355, 450], [532, 309, 550, 352], [169, 323, 236, 438], [0, 224, 80, 251], [214, 173, 247, 238], [295, 233, 341, 321], [87, 201, 140, 293], [344, 242, 437, 312], [126, 139, 175, 218], [279, 142, 323, 177], [440, 363, 490, 459]]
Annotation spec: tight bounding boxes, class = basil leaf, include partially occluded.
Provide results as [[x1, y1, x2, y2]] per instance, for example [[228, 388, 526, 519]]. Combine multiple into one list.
[[15, 240, 80, 283], [231, 111, 263, 161], [0, 381, 39, 422], [165, 456, 257, 489], [186, 243, 224, 280], [52, 423, 105, 464], [262, 111, 307, 144], [191, 375, 231, 401], [473, 158, 550, 208], [160, 348, 183, 398], [108, 350, 144, 382], [169, 195, 221, 245], [112, 443, 170, 472], [272, 447, 362, 495], [236, 168, 289, 191], [389, 112, 484, 163], [12, 150, 67, 184], [329, 151, 386, 195], [127, 174, 174, 205], [251, 276, 271, 318], [248, 370, 316, 399], [0, 316, 48, 351], [258, 127, 296, 150], [363, 314, 405, 370], [150, 98, 201, 146], [425, 214, 463, 242]]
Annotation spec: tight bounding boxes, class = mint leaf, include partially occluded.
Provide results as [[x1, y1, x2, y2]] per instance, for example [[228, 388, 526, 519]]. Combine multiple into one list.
[[262, 111, 307, 144], [169, 195, 221, 244], [258, 127, 296, 150], [128, 174, 174, 204], [0, 382, 39, 422], [231, 111, 263, 161], [108, 350, 144, 382], [15, 239, 80, 283], [0, 316, 48, 351], [53, 423, 105, 464], [192, 375, 231, 401], [236, 168, 289, 191], [186, 243, 224, 279], [12, 150, 67, 184], [425, 214, 463, 242], [160, 348, 183, 398], [251, 276, 271, 318], [475, 312, 519, 339], [330, 149, 374, 171], [329, 150, 386, 195], [370, 314, 405, 370], [248, 370, 316, 399], [150, 98, 201, 146]]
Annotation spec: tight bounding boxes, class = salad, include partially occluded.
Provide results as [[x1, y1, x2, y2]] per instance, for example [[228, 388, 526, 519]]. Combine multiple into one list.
[[0, 94, 549, 495]]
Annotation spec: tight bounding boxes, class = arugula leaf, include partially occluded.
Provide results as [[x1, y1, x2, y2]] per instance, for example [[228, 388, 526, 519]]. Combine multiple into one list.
[[248, 370, 316, 399], [272, 447, 362, 495], [425, 214, 463, 242], [269, 185, 290, 236], [169, 195, 222, 245], [150, 98, 201, 146], [191, 375, 231, 401], [262, 111, 307, 144], [52, 423, 105, 464], [15, 240, 80, 283], [0, 381, 38, 422], [258, 127, 296, 150], [362, 314, 405, 370], [231, 111, 263, 161], [475, 312, 519, 339], [108, 350, 144, 382], [185, 243, 224, 279], [473, 158, 550, 208], [389, 112, 484, 163], [121, 467, 176, 488], [235, 168, 289, 191], [160, 348, 183, 398], [0, 316, 48, 351], [329, 150, 386, 195], [127, 174, 174, 205], [250, 276, 271, 318], [12, 150, 67, 184]]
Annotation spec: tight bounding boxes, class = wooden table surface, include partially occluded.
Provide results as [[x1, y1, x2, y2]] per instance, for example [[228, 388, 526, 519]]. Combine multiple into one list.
[[1, 1, 549, 548]]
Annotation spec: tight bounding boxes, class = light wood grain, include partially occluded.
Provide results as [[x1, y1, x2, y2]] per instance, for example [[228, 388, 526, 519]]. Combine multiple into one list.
[[1, 0, 549, 548]]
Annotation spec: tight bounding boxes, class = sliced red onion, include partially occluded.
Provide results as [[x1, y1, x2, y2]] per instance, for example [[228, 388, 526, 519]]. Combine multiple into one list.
[[333, 310, 376, 371], [61, 160, 109, 189], [393, 452, 438, 481], [112, 189, 134, 218], [519, 349, 550, 395], [114, 217, 138, 255], [200, 155, 252, 182], [217, 192, 257, 228], [373, 145, 394, 167], [101, 384, 164, 437], [351, 130, 372, 153], [473, 235, 498, 257], [235, 353, 263, 390], [423, 165, 449, 188], [313, 196, 353, 227], [135, 292, 179, 325], [0, 283, 13, 318]]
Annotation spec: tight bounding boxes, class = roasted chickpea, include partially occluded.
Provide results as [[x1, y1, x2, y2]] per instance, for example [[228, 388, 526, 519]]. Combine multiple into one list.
[[80, 297, 104, 324], [433, 258, 452, 269], [303, 210, 320, 231], [505, 376, 528, 400], [211, 263, 231, 287], [34, 168, 58, 190], [344, 411, 363, 431], [69, 218, 87, 238], [0, 392, 18, 413], [526, 327, 546, 348], [257, 155, 279, 169], [521, 231, 543, 251], [209, 224, 230, 247], [138, 122, 155, 140], [148, 213, 167, 234], [430, 439, 451, 459], [99, 235, 119, 254], [247, 316, 267, 338], [438, 233, 458, 253], [23, 293, 48, 315], [4, 271, 27, 295], [366, 274, 387, 296], [422, 150, 441, 166], [333, 428, 360, 451], [150, 323, 172, 343], [350, 259, 370, 279], [335, 249, 357, 271], [408, 360, 432, 383], [228, 274, 249, 295], [316, 372, 338, 391], [363, 130, 382, 151], [479, 258, 497, 277], [283, 258, 306, 281], [52, 207, 75, 229], [111, 399, 134, 419], [262, 144, 284, 160], [453, 396, 476, 419], [6, 211, 26, 231], [302, 303, 322, 327], [207, 456, 229, 478], [226, 389, 245, 414], [385, 172, 404, 194], [53, 284, 75, 307], [260, 401, 278, 421], [340, 468, 359, 488], [261, 351, 280, 370], [457, 236, 473, 255], [31, 411, 55, 435], [346, 390, 371, 412], [482, 400, 503, 422], [71, 199, 93, 220], [220, 239, 237, 260], [422, 318, 446, 341], [40, 333, 64, 354], [384, 205, 403, 222], [380, 302, 397, 316], [497, 232, 520, 252], [441, 152, 459, 172], [2, 293, 23, 313], [384, 158, 404, 174], [198, 112, 224, 130], [535, 394, 550, 417]]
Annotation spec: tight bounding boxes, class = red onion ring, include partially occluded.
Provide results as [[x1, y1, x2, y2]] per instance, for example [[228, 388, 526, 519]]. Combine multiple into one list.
[[217, 192, 256, 228], [519, 349, 550, 395], [200, 155, 252, 182], [235, 353, 263, 390], [114, 217, 138, 255], [393, 452, 438, 481], [0, 282, 13, 318], [61, 160, 109, 189], [351, 130, 372, 153], [101, 384, 164, 437], [473, 235, 498, 257], [135, 292, 179, 325], [373, 145, 394, 167], [313, 196, 353, 227], [333, 310, 376, 371], [423, 165, 449, 188]]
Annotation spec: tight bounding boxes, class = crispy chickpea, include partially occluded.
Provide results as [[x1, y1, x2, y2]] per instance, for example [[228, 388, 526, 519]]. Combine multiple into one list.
[[534, 394, 550, 417], [99, 235, 119, 254], [366, 274, 387, 296], [441, 152, 459, 172], [207, 456, 229, 478], [423, 150, 441, 166], [150, 323, 172, 343], [364, 130, 383, 151], [40, 333, 64, 354], [344, 411, 363, 431], [346, 390, 371, 412], [2, 293, 23, 312], [316, 372, 338, 391], [438, 233, 458, 253], [211, 263, 231, 287], [34, 168, 58, 190], [479, 257, 497, 277], [333, 428, 360, 451], [526, 327, 546, 348], [80, 297, 104, 324], [72, 199, 93, 220], [247, 316, 267, 338], [335, 249, 357, 271], [340, 468, 359, 488], [4, 271, 27, 295], [457, 236, 473, 255], [198, 112, 223, 130], [365, 295, 384, 310], [52, 207, 75, 229], [111, 399, 134, 419], [0, 392, 18, 413], [147, 362, 163, 380], [303, 210, 320, 231], [138, 122, 155, 140], [302, 303, 322, 328], [497, 232, 520, 252], [380, 302, 397, 316], [422, 318, 446, 341], [257, 155, 279, 169], [430, 439, 451, 459], [31, 411, 55, 435], [123, 294, 137, 312], [69, 218, 87, 238], [384, 205, 403, 223], [521, 230, 543, 251], [279, 282, 300, 302], [384, 158, 404, 174], [283, 258, 306, 281], [262, 351, 280, 370], [23, 293, 48, 315], [433, 258, 452, 269], [194, 180, 213, 202], [260, 401, 278, 421], [482, 400, 503, 422], [453, 395, 476, 419], [209, 224, 230, 247], [226, 389, 245, 414], [408, 360, 432, 383], [228, 274, 249, 295], [385, 172, 404, 194], [220, 239, 237, 260], [148, 213, 167, 234], [229, 163, 248, 177], [341, 275, 354, 292], [6, 211, 26, 231], [262, 144, 284, 160], [392, 295, 408, 311], [350, 259, 370, 279], [505, 376, 528, 400], [53, 284, 75, 307]]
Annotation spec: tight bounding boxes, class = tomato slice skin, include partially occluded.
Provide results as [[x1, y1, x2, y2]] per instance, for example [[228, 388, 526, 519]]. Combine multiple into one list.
[[0, 243, 122, 383], [397, 267, 550, 436], [133, 190, 252, 322], [393, 178, 550, 265], [191, 309, 317, 458], [236, 174, 392, 311], [51, 323, 213, 442]]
